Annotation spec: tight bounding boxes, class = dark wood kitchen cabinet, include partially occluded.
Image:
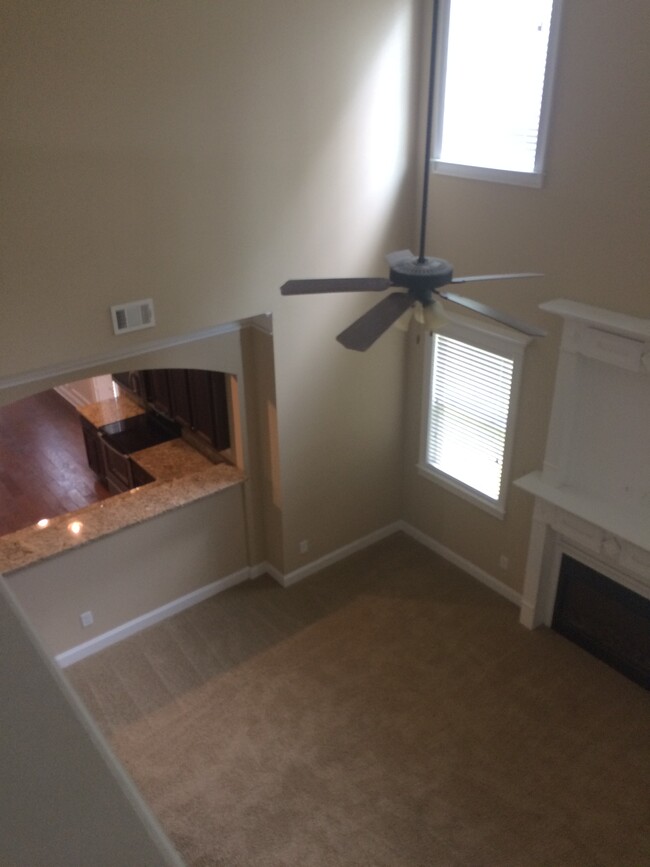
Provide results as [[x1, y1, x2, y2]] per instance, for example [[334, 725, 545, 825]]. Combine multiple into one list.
[[167, 369, 192, 428], [186, 370, 230, 450], [80, 417, 106, 482], [79, 415, 156, 494], [208, 372, 230, 451], [101, 438, 133, 493], [186, 370, 213, 443], [143, 369, 173, 418]]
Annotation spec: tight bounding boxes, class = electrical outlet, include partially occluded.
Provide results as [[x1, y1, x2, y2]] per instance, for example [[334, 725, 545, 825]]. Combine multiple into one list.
[[299, 540, 309, 554], [80, 610, 94, 628], [499, 555, 509, 571]]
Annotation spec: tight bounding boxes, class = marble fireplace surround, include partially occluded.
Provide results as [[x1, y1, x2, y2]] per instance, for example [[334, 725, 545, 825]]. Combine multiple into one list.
[[515, 299, 650, 629]]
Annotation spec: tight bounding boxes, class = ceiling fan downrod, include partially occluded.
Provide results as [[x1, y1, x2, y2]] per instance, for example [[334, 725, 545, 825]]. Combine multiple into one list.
[[417, 0, 441, 265]]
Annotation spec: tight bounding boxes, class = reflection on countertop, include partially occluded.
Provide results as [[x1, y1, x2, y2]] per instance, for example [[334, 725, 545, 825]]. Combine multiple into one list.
[[78, 392, 145, 428], [0, 393, 245, 576]]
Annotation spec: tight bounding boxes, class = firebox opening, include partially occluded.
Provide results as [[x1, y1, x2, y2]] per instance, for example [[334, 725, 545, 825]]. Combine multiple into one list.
[[553, 554, 650, 690]]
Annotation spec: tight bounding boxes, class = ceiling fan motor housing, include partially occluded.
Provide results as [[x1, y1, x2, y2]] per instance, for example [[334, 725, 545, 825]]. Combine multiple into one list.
[[389, 255, 454, 304]]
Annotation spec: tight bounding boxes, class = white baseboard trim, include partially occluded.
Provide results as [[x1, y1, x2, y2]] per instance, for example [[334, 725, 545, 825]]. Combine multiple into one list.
[[519, 599, 541, 630], [249, 561, 283, 583], [55, 567, 250, 668], [273, 522, 404, 589], [56, 526, 521, 667], [250, 523, 521, 606], [399, 521, 522, 607]]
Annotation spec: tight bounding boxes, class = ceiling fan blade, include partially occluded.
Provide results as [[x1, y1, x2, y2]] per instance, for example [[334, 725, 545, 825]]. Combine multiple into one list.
[[439, 291, 546, 337], [386, 249, 415, 268], [281, 277, 391, 295], [336, 292, 414, 351], [451, 272, 543, 284]]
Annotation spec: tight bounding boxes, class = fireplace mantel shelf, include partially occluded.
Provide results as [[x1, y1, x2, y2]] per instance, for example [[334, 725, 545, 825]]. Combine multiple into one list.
[[515, 471, 649, 553], [540, 299, 650, 341]]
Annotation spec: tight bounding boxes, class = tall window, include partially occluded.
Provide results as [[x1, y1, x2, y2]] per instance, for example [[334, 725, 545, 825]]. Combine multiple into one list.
[[420, 318, 528, 516], [433, 0, 562, 186]]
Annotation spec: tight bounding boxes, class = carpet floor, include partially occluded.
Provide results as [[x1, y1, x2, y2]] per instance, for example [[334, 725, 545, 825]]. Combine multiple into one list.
[[67, 533, 650, 866]]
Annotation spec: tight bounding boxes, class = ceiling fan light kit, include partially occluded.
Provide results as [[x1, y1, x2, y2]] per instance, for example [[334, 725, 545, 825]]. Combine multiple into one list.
[[280, 1, 546, 351], [421, 298, 447, 330]]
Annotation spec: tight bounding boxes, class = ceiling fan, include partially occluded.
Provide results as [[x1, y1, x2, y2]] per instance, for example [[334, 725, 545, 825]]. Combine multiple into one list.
[[280, 1, 546, 351]]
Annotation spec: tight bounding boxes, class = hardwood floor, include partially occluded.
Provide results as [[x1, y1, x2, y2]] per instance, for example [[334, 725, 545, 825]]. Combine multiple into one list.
[[0, 389, 111, 537]]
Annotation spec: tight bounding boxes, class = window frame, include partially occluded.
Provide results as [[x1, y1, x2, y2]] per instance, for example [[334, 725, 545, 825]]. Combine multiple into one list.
[[431, 0, 564, 187], [418, 314, 530, 518]]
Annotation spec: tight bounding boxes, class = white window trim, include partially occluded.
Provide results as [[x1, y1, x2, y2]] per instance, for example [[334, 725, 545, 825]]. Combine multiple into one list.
[[418, 313, 530, 518], [431, 0, 564, 187], [432, 161, 546, 189]]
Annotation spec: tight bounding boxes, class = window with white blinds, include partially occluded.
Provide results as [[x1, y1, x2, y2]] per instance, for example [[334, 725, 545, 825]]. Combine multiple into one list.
[[433, 0, 562, 186], [420, 321, 527, 516]]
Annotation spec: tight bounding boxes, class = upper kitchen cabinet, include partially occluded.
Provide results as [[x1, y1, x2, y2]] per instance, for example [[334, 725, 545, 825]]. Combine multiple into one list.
[[143, 369, 173, 418], [167, 369, 192, 429], [186, 370, 230, 451]]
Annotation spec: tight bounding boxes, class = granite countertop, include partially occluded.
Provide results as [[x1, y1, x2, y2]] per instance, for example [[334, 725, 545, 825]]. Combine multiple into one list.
[[0, 399, 245, 576], [78, 392, 145, 427], [132, 437, 218, 481]]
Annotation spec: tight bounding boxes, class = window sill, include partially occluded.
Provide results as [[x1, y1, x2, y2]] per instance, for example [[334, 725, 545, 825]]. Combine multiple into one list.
[[417, 462, 506, 519], [432, 160, 545, 188]]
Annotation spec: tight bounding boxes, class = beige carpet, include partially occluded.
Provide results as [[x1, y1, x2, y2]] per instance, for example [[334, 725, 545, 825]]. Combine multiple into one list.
[[67, 533, 650, 866]]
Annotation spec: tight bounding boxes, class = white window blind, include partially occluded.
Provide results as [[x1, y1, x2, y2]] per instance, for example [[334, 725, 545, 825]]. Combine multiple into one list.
[[435, 0, 557, 178], [425, 335, 514, 502]]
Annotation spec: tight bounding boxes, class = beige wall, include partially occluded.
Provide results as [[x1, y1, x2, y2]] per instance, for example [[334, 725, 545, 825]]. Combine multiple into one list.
[[1, 0, 419, 574], [1, 5, 419, 857], [0, 581, 183, 866], [6, 486, 247, 656], [403, 0, 650, 591], [1, 0, 647, 627]]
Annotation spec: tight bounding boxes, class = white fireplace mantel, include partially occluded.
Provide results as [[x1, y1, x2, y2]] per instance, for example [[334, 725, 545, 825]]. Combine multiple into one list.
[[515, 299, 650, 628]]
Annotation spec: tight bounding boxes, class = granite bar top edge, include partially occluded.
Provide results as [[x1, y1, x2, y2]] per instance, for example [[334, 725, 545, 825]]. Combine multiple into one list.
[[0, 463, 245, 576]]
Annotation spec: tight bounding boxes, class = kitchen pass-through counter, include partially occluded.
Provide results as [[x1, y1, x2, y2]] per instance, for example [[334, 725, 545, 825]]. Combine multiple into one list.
[[0, 393, 245, 575]]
